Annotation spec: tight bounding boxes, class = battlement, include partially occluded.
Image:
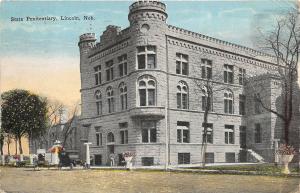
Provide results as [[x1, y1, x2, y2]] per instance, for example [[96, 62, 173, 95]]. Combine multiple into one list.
[[128, 0, 168, 22], [167, 25, 276, 62], [79, 33, 96, 42], [129, 0, 166, 13]]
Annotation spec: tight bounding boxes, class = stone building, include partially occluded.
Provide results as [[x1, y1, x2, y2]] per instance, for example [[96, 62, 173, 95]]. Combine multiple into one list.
[[78, 1, 299, 166]]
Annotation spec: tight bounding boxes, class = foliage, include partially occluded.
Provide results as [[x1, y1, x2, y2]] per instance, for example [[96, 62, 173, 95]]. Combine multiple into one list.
[[123, 151, 135, 158], [276, 144, 296, 155], [1, 89, 48, 154]]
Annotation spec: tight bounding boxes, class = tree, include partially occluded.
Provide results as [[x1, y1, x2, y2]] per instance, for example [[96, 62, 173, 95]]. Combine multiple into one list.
[[193, 58, 241, 167], [252, 8, 299, 145], [1, 89, 48, 155], [61, 105, 79, 148]]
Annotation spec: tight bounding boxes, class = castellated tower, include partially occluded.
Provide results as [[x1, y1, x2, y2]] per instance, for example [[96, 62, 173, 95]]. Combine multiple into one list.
[[78, 33, 96, 89], [128, 1, 168, 55]]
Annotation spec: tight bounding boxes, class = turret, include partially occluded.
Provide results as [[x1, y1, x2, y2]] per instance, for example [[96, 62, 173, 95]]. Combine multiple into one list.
[[78, 33, 96, 53], [128, 0, 168, 25]]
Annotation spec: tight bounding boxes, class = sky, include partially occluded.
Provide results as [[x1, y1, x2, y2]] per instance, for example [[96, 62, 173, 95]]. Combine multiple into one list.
[[0, 0, 298, 108]]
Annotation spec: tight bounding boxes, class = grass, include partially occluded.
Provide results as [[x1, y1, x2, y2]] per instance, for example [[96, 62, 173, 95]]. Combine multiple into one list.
[[195, 164, 299, 174]]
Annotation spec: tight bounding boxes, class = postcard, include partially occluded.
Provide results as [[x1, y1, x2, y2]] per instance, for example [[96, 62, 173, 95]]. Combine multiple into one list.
[[0, 1, 299, 193]]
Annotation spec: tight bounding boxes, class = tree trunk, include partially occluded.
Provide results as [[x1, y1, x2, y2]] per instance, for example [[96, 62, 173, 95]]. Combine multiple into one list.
[[7, 142, 10, 156], [15, 138, 18, 155], [0, 140, 3, 155], [18, 137, 23, 155], [201, 92, 210, 168]]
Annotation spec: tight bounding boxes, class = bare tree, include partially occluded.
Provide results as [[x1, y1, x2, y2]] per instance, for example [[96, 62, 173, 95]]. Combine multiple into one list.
[[193, 56, 242, 167], [30, 99, 64, 152], [61, 105, 79, 149], [252, 8, 299, 145]]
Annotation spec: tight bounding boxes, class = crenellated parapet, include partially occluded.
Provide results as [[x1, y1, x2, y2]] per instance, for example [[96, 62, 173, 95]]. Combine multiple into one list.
[[128, 0, 168, 24], [167, 25, 277, 65], [78, 33, 96, 50]]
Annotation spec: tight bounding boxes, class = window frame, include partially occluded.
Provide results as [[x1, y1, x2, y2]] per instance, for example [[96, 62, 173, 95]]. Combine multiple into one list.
[[138, 75, 156, 107], [105, 60, 114, 82], [177, 81, 189, 109], [239, 94, 246, 115], [119, 82, 128, 110], [96, 132, 102, 146], [94, 65, 102, 85], [118, 54, 128, 77], [120, 122, 128, 144], [201, 59, 212, 79], [178, 153, 190, 164], [224, 64, 234, 84], [225, 125, 234, 144], [137, 46, 156, 69], [95, 90, 102, 116], [202, 123, 213, 144], [224, 90, 234, 114], [238, 68, 246, 85], [176, 53, 189, 75], [141, 121, 157, 143], [177, 121, 190, 143], [106, 86, 115, 113]]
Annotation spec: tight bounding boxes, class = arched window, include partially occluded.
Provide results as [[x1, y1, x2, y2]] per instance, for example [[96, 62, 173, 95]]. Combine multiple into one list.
[[107, 132, 115, 143], [202, 86, 212, 111], [119, 82, 127, 110], [138, 75, 156, 106], [95, 90, 102, 115], [106, 86, 114, 113], [177, 81, 188, 109], [224, 89, 234, 114]]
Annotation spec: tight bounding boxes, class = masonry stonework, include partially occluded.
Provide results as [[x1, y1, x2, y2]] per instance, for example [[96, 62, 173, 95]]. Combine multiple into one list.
[[78, 1, 300, 166]]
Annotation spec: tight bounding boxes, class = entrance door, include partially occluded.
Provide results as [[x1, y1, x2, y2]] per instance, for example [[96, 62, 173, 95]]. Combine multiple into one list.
[[94, 154, 102, 165], [118, 154, 125, 166]]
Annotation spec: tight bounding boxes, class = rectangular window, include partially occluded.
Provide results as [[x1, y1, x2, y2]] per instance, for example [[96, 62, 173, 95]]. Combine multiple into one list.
[[94, 65, 101, 85], [106, 60, 114, 81], [201, 59, 212, 79], [96, 101, 102, 115], [238, 68, 246, 85], [225, 125, 234, 144], [142, 157, 154, 166], [139, 89, 146, 106], [254, 123, 262, 143], [205, 153, 214, 163], [177, 121, 189, 143], [224, 64, 234, 84], [148, 89, 155, 106], [96, 133, 102, 146], [225, 153, 236, 163], [118, 54, 127, 77], [108, 98, 115, 113], [178, 153, 190, 164], [176, 53, 189, 75], [202, 123, 213, 144], [137, 46, 156, 69], [120, 130, 128, 144], [141, 121, 156, 143], [239, 95, 246, 115]]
